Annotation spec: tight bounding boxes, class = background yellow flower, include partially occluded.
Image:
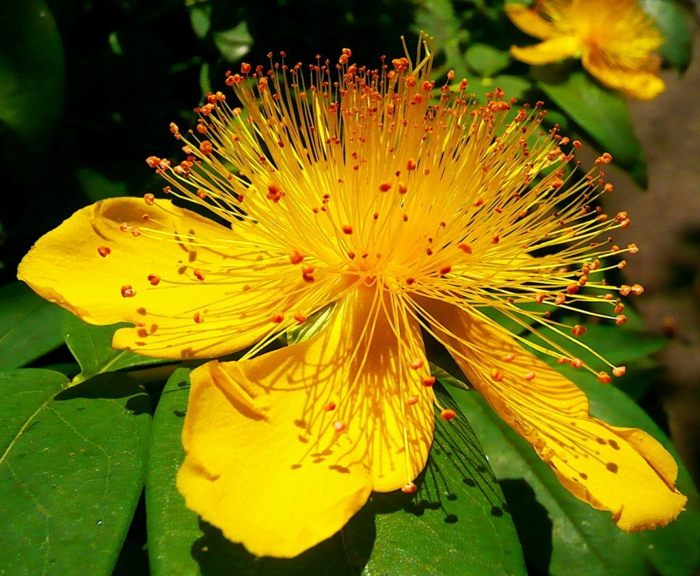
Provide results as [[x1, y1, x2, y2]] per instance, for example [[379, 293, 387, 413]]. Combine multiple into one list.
[[506, 0, 666, 99]]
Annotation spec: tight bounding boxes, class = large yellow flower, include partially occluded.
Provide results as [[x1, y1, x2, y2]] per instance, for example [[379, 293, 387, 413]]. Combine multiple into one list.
[[506, 0, 666, 99], [18, 42, 684, 558]]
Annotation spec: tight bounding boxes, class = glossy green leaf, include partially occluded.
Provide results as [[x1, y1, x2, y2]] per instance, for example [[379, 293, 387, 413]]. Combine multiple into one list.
[[147, 371, 526, 575], [0, 282, 65, 369], [465, 43, 511, 77], [63, 313, 168, 384], [0, 0, 65, 150], [641, 0, 693, 72], [0, 369, 152, 575], [536, 69, 647, 187], [441, 370, 700, 576]]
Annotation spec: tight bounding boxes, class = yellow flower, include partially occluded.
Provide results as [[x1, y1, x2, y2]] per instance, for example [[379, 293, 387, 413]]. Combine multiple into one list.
[[506, 0, 666, 99], [18, 41, 684, 558]]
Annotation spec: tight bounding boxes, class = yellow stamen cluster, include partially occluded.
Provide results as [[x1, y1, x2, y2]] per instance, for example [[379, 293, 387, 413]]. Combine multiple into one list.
[[143, 39, 637, 382]]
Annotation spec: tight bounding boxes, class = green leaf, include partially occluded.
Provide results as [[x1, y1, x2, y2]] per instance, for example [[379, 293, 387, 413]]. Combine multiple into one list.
[[465, 43, 511, 77], [536, 69, 647, 187], [63, 313, 168, 384], [147, 368, 199, 576], [213, 21, 253, 62], [0, 368, 152, 576], [147, 372, 526, 575], [466, 74, 533, 103], [441, 371, 700, 576], [641, 0, 694, 72], [0, 0, 65, 150], [0, 282, 65, 369], [75, 167, 129, 203], [415, 0, 470, 79], [525, 316, 668, 372]]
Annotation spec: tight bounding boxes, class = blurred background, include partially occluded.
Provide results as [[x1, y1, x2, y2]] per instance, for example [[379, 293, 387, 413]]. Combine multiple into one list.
[[1, 0, 698, 482]]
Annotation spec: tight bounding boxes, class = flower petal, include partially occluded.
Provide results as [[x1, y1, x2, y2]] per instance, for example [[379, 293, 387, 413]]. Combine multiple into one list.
[[510, 36, 582, 65], [425, 301, 687, 531], [582, 49, 665, 100], [177, 287, 435, 557], [18, 198, 335, 358], [505, 3, 557, 40]]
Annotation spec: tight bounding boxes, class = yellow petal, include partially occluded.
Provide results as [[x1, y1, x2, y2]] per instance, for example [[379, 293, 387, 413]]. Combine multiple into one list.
[[425, 300, 687, 530], [510, 36, 582, 65], [18, 198, 334, 358], [582, 49, 666, 100], [505, 3, 557, 40], [177, 286, 435, 557]]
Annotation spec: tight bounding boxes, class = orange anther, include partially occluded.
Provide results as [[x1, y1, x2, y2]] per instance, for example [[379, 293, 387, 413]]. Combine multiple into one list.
[[289, 250, 304, 264], [294, 312, 307, 323], [524, 371, 536, 381], [421, 375, 436, 387], [440, 409, 457, 421], [595, 152, 613, 165], [193, 269, 205, 281], [570, 358, 583, 369], [554, 293, 566, 305], [502, 353, 515, 362], [406, 158, 417, 171], [121, 285, 136, 298], [147, 274, 161, 286], [333, 420, 346, 432], [572, 325, 586, 337], [491, 368, 504, 382], [439, 265, 452, 276], [271, 314, 284, 323], [200, 140, 213, 155], [97, 246, 111, 257], [410, 359, 424, 370], [566, 283, 579, 295], [323, 401, 336, 411], [378, 181, 392, 192], [194, 312, 203, 324], [615, 315, 628, 326], [267, 183, 284, 202], [597, 372, 612, 384], [401, 481, 418, 494], [406, 396, 419, 405], [241, 62, 252, 74], [144, 193, 155, 205], [342, 224, 353, 234], [145, 156, 160, 168], [612, 366, 626, 378], [458, 243, 472, 254]]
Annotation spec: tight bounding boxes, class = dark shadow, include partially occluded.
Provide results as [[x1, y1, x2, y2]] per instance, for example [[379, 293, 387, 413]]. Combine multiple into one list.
[[192, 517, 367, 576], [499, 478, 553, 576], [54, 372, 152, 416]]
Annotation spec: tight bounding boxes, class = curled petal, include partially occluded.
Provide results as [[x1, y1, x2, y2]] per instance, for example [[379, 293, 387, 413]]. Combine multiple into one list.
[[510, 36, 582, 65], [505, 3, 557, 40], [424, 301, 687, 530], [177, 287, 434, 557], [582, 48, 665, 100], [18, 198, 337, 359]]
